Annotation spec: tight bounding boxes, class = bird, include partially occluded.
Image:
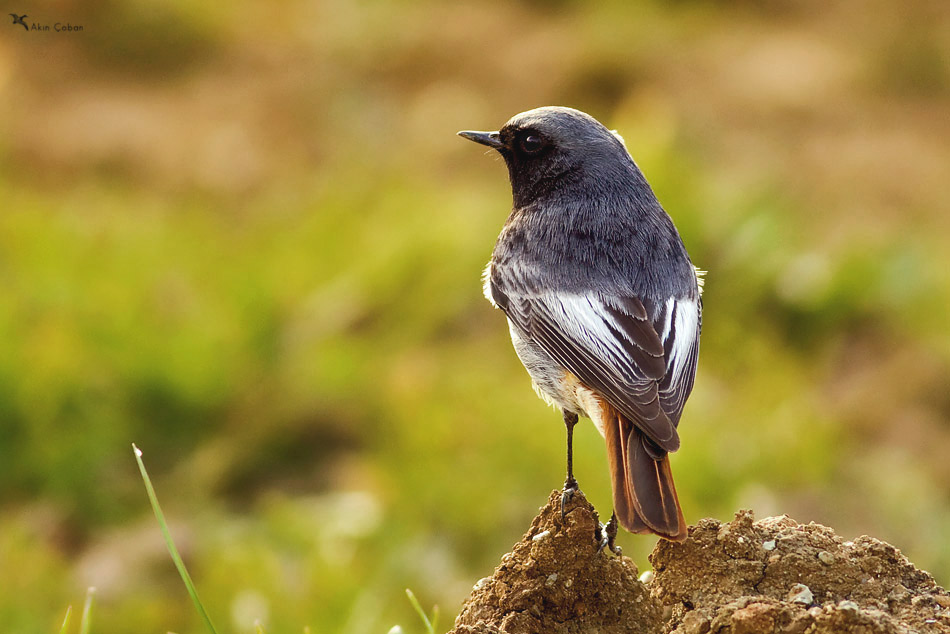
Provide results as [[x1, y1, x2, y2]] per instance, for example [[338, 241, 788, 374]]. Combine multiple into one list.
[[10, 14, 28, 30], [458, 106, 702, 542]]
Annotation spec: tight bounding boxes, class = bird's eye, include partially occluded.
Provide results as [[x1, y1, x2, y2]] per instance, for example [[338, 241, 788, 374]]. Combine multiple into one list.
[[519, 133, 544, 154]]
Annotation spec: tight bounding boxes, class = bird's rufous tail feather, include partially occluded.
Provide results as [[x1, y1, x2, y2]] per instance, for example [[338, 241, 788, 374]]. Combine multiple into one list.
[[603, 402, 687, 541]]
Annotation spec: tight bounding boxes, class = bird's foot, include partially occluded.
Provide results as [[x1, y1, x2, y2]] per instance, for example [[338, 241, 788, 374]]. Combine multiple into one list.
[[596, 512, 621, 555], [560, 477, 579, 521]]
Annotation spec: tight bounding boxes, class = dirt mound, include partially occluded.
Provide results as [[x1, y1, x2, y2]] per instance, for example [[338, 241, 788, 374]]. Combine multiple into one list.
[[653, 510, 950, 633], [451, 490, 661, 633], [450, 492, 950, 634]]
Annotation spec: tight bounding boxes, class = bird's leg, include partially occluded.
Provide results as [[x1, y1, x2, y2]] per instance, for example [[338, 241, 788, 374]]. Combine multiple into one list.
[[561, 410, 579, 519], [563, 410, 579, 490], [597, 511, 621, 555]]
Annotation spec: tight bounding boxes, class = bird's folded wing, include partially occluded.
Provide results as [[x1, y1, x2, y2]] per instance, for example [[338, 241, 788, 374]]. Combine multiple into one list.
[[654, 296, 701, 427], [494, 282, 682, 452]]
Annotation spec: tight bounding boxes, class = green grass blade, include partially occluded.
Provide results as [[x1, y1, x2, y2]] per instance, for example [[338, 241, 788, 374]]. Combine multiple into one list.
[[133, 443, 219, 634], [79, 588, 95, 634], [58, 605, 72, 634], [405, 589, 436, 634]]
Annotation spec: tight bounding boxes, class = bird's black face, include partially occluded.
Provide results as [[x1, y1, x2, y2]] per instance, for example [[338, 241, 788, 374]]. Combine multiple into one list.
[[494, 124, 576, 207], [459, 106, 631, 208], [503, 127, 549, 159]]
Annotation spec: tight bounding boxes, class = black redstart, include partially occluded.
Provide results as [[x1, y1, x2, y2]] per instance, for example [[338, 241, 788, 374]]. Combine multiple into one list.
[[458, 106, 702, 542]]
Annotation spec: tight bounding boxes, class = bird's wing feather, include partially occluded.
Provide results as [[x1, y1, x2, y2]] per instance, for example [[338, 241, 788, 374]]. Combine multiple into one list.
[[652, 296, 702, 427], [496, 283, 683, 452]]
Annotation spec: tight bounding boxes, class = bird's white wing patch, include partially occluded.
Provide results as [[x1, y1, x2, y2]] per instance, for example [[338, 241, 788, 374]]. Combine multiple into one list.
[[546, 293, 639, 377], [667, 298, 698, 379], [526, 291, 677, 448], [657, 297, 700, 421]]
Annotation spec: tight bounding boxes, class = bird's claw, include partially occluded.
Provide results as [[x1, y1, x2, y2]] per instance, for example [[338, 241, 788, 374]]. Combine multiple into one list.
[[596, 512, 621, 555], [560, 478, 578, 521]]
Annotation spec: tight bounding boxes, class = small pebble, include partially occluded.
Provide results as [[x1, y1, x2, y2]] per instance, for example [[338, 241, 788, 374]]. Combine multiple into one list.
[[788, 583, 814, 605], [818, 551, 835, 565], [762, 540, 776, 551], [639, 570, 655, 584], [545, 573, 558, 587], [473, 577, 490, 591], [532, 530, 550, 542], [838, 600, 859, 613]]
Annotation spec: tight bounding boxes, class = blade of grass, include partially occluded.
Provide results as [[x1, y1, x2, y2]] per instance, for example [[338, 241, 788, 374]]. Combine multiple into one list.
[[405, 589, 437, 634], [79, 588, 95, 634], [133, 443, 219, 634], [58, 605, 72, 634]]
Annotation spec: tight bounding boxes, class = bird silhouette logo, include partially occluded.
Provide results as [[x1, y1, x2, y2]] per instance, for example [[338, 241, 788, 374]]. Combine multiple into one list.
[[10, 13, 28, 30]]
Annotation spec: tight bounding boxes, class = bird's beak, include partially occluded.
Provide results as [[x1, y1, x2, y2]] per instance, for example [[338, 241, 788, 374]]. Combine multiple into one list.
[[457, 130, 504, 149]]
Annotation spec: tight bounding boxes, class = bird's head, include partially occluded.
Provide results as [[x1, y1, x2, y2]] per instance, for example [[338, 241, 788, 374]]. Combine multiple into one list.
[[458, 106, 633, 207]]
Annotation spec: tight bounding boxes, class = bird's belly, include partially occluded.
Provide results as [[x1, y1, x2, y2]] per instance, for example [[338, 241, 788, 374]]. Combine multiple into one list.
[[507, 321, 607, 437]]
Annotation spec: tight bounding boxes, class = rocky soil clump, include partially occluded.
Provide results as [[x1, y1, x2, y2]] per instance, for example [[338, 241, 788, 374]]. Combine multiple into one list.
[[652, 509, 950, 633], [451, 490, 661, 633], [450, 492, 950, 634]]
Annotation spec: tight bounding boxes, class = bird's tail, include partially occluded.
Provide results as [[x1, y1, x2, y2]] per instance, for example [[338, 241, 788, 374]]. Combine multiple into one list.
[[603, 403, 687, 541]]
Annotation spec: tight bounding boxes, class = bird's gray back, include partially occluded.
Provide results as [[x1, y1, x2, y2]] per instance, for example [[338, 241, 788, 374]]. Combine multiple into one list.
[[490, 166, 698, 302]]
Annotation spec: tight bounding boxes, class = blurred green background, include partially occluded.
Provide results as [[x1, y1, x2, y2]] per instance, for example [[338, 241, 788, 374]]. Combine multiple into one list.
[[2, 0, 950, 632]]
